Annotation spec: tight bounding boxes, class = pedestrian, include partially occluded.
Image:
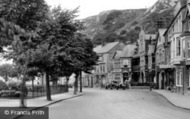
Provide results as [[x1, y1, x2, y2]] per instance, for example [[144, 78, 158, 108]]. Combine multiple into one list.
[[149, 82, 154, 91], [124, 80, 131, 89]]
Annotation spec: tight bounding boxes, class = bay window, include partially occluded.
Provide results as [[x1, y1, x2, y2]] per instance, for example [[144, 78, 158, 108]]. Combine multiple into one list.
[[176, 37, 181, 56], [187, 41, 190, 59]]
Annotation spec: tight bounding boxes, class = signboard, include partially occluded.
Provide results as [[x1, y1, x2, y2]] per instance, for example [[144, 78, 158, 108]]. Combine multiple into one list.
[[159, 65, 175, 69]]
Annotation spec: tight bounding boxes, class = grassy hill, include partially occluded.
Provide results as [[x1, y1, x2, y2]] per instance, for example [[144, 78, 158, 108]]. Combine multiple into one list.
[[81, 0, 177, 46]]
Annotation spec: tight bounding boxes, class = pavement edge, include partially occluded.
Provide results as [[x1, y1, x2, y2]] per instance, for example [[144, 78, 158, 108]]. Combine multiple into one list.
[[12, 93, 85, 119], [153, 91, 190, 111]]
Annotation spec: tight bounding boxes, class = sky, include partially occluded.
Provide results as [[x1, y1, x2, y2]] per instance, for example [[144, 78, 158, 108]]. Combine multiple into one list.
[[45, 0, 158, 19]]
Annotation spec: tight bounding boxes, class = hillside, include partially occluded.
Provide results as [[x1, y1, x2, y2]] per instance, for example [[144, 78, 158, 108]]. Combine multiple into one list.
[[81, 0, 178, 46]]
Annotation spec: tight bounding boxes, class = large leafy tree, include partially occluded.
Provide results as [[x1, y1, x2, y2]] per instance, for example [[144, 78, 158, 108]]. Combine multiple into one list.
[[26, 6, 84, 99], [65, 33, 98, 94], [0, 0, 49, 106]]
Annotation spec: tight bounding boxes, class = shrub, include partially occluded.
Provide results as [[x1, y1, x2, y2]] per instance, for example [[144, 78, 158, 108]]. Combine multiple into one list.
[[0, 80, 8, 90], [7, 81, 21, 90]]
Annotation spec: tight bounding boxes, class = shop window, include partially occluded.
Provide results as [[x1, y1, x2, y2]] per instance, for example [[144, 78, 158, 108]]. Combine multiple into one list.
[[176, 70, 182, 86]]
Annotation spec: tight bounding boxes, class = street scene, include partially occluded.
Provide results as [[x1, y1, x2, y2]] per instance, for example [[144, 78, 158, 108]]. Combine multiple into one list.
[[1, 0, 190, 119]]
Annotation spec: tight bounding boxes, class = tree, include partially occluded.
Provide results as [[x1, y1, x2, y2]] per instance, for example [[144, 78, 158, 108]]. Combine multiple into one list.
[[0, 64, 17, 81], [26, 6, 84, 98], [0, 0, 49, 107], [64, 33, 98, 94]]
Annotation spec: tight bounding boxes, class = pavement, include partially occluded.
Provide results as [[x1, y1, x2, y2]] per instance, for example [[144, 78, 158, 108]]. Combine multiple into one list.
[[153, 89, 190, 110], [0, 89, 84, 107]]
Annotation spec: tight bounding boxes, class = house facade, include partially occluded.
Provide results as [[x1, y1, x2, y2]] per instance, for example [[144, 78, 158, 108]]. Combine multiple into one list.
[[82, 42, 125, 87], [112, 44, 136, 83], [164, 0, 190, 94], [138, 29, 156, 83], [155, 29, 168, 89]]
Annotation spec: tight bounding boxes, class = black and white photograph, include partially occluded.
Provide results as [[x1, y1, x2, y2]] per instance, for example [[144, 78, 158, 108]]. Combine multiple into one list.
[[0, 0, 190, 119]]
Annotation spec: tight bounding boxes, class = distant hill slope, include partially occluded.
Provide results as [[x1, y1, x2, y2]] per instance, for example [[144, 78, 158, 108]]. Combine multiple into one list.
[[81, 0, 178, 46]]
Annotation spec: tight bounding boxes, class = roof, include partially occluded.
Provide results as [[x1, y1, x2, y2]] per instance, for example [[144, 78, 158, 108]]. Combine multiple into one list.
[[180, 0, 187, 7], [148, 45, 155, 55], [164, 0, 187, 36], [113, 50, 123, 59], [94, 42, 119, 54], [145, 34, 156, 40], [121, 44, 137, 58], [157, 29, 167, 46], [133, 53, 140, 58]]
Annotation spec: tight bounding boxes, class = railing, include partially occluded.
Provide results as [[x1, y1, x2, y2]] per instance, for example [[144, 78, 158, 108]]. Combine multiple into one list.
[[27, 85, 68, 98]]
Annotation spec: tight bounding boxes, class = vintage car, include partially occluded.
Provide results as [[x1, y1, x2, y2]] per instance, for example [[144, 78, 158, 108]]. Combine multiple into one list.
[[105, 81, 120, 90]]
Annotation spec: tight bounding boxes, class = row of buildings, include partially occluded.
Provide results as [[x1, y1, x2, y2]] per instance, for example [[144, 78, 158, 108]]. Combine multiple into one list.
[[82, 0, 190, 94]]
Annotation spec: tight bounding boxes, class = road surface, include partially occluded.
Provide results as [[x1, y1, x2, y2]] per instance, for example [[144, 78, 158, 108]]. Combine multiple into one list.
[[49, 88, 190, 119]]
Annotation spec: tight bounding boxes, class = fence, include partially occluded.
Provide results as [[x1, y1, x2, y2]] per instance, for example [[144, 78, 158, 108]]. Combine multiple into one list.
[[27, 85, 68, 98], [0, 85, 68, 99]]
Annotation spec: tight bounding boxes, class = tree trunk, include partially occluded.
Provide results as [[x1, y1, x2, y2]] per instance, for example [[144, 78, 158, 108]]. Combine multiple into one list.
[[46, 72, 52, 101], [76, 73, 78, 92], [20, 64, 27, 108], [20, 76, 26, 108], [32, 77, 34, 98], [80, 71, 82, 93], [74, 72, 79, 95], [66, 76, 69, 92]]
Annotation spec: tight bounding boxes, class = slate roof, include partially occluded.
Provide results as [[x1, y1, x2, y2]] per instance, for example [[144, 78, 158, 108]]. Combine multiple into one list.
[[121, 44, 137, 58], [114, 50, 123, 59], [180, 0, 187, 7], [94, 42, 119, 54]]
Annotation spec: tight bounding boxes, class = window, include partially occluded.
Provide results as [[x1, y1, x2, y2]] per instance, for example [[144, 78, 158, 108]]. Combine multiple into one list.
[[100, 65, 102, 73], [176, 69, 182, 86], [187, 41, 190, 59], [173, 38, 175, 58], [103, 66, 105, 73], [176, 37, 181, 56], [123, 59, 128, 67], [189, 69, 190, 87], [114, 73, 121, 80]]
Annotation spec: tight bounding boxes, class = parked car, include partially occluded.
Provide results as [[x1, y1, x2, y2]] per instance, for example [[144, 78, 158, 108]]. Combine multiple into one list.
[[117, 83, 126, 90], [105, 81, 120, 90]]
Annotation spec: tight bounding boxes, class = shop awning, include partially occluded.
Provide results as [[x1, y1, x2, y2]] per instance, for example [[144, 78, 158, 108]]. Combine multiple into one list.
[[159, 65, 175, 69]]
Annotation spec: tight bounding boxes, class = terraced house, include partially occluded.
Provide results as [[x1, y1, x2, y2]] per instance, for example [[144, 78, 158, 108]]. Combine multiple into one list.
[[164, 0, 190, 94], [138, 29, 156, 83], [112, 44, 137, 83], [82, 41, 124, 87], [155, 29, 169, 89]]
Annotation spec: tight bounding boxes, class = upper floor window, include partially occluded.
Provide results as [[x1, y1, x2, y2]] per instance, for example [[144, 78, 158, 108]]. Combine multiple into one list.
[[176, 37, 181, 56], [173, 38, 175, 58], [123, 59, 128, 67], [100, 65, 102, 73], [99, 55, 103, 61], [103, 66, 105, 73], [187, 41, 190, 59]]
